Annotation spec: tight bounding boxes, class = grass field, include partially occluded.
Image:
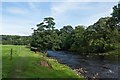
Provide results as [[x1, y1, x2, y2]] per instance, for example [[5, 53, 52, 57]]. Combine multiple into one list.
[[2, 45, 83, 79]]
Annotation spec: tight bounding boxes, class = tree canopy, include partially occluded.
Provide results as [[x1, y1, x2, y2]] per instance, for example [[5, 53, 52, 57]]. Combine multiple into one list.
[[30, 2, 120, 54], [2, 2, 119, 55]]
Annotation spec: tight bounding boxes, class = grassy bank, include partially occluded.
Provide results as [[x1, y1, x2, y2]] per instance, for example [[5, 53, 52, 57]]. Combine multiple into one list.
[[2, 45, 83, 79]]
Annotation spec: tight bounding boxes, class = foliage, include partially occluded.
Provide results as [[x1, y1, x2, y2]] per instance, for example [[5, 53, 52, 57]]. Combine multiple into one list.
[[84, 17, 119, 53], [1, 35, 30, 45], [31, 17, 61, 51], [2, 2, 120, 55], [59, 25, 73, 50], [70, 25, 86, 52], [112, 2, 120, 22]]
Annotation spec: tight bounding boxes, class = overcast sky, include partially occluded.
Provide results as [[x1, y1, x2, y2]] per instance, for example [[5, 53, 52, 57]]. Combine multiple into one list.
[[1, 0, 119, 36]]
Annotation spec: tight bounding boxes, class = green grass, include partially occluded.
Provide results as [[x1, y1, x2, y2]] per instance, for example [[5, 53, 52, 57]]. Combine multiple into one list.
[[2, 45, 84, 79]]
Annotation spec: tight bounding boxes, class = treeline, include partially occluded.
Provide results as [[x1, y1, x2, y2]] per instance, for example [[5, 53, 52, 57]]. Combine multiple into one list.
[[1, 3, 119, 55], [1, 35, 30, 45], [31, 3, 120, 54]]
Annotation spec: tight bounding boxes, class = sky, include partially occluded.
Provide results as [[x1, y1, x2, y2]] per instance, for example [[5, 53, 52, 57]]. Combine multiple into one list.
[[1, 0, 119, 36]]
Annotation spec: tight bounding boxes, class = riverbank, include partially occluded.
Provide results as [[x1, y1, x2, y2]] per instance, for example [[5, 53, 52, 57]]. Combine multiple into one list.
[[2, 45, 84, 79], [66, 43, 120, 57], [47, 51, 119, 79]]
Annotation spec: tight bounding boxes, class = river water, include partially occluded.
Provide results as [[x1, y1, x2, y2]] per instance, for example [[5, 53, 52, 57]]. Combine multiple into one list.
[[47, 51, 119, 79]]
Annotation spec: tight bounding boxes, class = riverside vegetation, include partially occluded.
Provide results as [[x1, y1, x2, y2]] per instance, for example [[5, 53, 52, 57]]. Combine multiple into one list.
[[2, 45, 83, 79], [1, 2, 120, 79], [2, 3, 120, 55]]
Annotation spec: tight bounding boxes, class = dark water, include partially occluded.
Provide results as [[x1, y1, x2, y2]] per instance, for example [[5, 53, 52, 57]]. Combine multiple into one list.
[[47, 51, 119, 79]]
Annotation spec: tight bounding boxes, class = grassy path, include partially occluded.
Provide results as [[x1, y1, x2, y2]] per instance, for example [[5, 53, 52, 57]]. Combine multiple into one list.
[[2, 45, 83, 79], [8, 46, 28, 78], [9, 56, 24, 78]]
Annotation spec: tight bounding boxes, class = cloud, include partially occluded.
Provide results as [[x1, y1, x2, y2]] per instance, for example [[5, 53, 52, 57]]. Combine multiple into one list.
[[7, 7, 28, 14], [27, 2, 44, 18], [28, 2, 36, 9], [1, 0, 119, 2], [2, 2, 118, 36], [2, 15, 37, 36], [51, 2, 95, 29], [66, 0, 119, 2], [0, 3, 2, 35], [51, 2, 117, 29], [87, 12, 110, 26], [28, 2, 40, 11], [84, 4, 113, 27], [51, 2, 81, 16], [51, 3, 76, 23], [2, 22, 33, 36]]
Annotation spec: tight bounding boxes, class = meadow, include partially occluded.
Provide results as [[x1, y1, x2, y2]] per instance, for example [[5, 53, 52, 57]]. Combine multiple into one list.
[[2, 45, 83, 79]]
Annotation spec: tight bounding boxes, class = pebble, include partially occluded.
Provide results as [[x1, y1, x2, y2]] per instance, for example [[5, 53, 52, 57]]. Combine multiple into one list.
[[93, 77, 95, 79], [109, 70, 113, 73]]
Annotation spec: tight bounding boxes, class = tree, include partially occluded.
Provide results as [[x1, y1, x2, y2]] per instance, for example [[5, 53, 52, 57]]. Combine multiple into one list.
[[43, 17, 55, 30], [70, 25, 86, 52], [2, 35, 30, 45], [84, 17, 119, 53], [31, 17, 61, 51], [30, 2, 120, 54], [59, 25, 73, 50], [112, 2, 120, 22], [112, 2, 120, 31]]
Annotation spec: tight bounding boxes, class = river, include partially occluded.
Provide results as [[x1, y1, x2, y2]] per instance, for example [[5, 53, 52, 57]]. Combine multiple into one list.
[[47, 51, 119, 79]]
